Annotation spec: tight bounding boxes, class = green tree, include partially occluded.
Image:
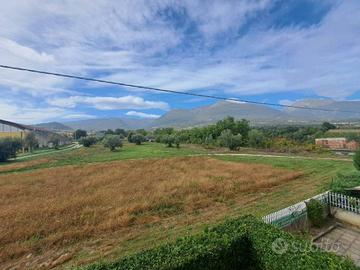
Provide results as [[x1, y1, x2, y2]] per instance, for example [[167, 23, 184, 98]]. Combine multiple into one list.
[[174, 135, 181, 148], [162, 134, 175, 147], [24, 132, 38, 152], [105, 129, 115, 135], [248, 129, 266, 148], [131, 134, 146, 145], [49, 135, 60, 149], [74, 129, 87, 140], [354, 150, 360, 171], [204, 134, 215, 148], [79, 136, 97, 147], [0, 137, 22, 162], [321, 122, 336, 132], [103, 135, 123, 151], [218, 129, 242, 150], [115, 128, 127, 136], [346, 134, 360, 143]]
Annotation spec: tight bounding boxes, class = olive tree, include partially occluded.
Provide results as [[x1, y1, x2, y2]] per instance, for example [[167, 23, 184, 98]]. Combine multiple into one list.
[[103, 135, 123, 151], [49, 135, 60, 149], [79, 136, 97, 147], [218, 129, 242, 150], [24, 132, 39, 152], [131, 134, 146, 145], [162, 134, 175, 147], [248, 129, 266, 148], [74, 129, 87, 140]]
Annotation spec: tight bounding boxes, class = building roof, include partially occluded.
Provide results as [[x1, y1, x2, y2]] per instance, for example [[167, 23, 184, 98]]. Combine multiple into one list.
[[0, 119, 47, 132], [315, 137, 347, 141]]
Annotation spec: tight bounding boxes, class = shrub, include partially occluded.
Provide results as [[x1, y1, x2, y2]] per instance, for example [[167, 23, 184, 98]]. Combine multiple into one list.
[[74, 129, 87, 140], [0, 137, 22, 162], [131, 134, 146, 145], [218, 129, 242, 150], [174, 136, 181, 148], [103, 135, 123, 151], [354, 150, 360, 171], [49, 135, 60, 149], [162, 134, 175, 147], [306, 199, 326, 227], [330, 172, 360, 195], [24, 132, 39, 152], [79, 136, 97, 147], [248, 129, 266, 148], [79, 216, 356, 270]]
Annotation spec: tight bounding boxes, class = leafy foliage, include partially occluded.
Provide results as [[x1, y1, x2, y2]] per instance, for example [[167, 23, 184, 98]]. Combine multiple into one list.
[[49, 135, 61, 149], [306, 199, 326, 227], [0, 137, 22, 162], [80, 216, 356, 270], [162, 134, 175, 147], [321, 122, 336, 132], [74, 129, 87, 140], [103, 135, 123, 151], [330, 172, 360, 194], [218, 129, 242, 150], [248, 129, 266, 148], [79, 136, 98, 147], [130, 134, 146, 145], [354, 150, 360, 171], [24, 132, 39, 152]]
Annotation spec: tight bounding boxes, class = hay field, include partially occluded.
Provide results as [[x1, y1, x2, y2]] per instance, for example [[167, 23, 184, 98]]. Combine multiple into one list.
[[0, 156, 302, 268]]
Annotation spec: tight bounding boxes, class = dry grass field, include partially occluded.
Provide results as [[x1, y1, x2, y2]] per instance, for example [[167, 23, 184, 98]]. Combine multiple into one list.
[[0, 156, 302, 269]]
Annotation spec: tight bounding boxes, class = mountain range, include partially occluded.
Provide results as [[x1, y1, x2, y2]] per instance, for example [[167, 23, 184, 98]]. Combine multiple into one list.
[[35, 99, 360, 131]]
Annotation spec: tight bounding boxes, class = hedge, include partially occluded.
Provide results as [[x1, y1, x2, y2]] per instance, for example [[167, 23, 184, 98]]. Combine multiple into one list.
[[78, 216, 358, 270]]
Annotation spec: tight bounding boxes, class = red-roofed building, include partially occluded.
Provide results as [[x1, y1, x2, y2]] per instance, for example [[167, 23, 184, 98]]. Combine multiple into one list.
[[315, 138, 359, 151]]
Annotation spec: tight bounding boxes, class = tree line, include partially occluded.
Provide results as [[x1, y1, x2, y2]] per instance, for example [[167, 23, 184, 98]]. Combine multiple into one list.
[[75, 117, 343, 153]]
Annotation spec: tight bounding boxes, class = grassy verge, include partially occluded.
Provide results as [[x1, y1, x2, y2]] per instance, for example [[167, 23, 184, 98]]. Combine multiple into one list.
[[0, 143, 206, 174]]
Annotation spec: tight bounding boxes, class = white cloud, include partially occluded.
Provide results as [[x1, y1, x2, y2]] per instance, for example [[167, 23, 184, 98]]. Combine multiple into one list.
[[61, 113, 96, 119], [0, 100, 66, 124], [47, 95, 169, 110], [126, 111, 161, 119], [0, 0, 359, 124]]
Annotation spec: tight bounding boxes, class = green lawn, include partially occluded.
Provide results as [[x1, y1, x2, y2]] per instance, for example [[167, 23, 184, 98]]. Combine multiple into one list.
[[0, 142, 206, 174]]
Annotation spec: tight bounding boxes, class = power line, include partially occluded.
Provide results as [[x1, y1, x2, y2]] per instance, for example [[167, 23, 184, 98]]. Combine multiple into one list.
[[0, 64, 359, 114]]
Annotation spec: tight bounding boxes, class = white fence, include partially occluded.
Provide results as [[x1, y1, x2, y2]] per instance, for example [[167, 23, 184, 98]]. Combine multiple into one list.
[[262, 191, 360, 227], [327, 191, 360, 214]]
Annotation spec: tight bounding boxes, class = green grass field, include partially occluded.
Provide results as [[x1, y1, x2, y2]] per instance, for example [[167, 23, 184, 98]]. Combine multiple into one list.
[[0, 142, 356, 269]]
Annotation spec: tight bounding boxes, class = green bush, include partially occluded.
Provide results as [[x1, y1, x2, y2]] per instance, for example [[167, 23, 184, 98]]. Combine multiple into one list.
[[103, 135, 123, 151], [306, 199, 326, 227], [354, 150, 360, 171], [0, 137, 22, 162], [79, 136, 98, 147], [130, 134, 146, 145], [78, 216, 356, 270], [330, 172, 360, 195]]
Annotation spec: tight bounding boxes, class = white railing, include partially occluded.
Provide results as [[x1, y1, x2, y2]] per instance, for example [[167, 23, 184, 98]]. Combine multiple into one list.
[[327, 191, 360, 214], [263, 191, 360, 227], [262, 192, 329, 227]]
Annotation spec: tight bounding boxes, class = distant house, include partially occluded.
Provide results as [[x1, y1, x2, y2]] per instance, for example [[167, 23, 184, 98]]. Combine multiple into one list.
[[315, 137, 359, 151], [0, 119, 71, 147]]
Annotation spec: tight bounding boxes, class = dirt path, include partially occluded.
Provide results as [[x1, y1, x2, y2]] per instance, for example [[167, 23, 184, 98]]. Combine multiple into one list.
[[14, 143, 81, 160], [203, 152, 353, 162]]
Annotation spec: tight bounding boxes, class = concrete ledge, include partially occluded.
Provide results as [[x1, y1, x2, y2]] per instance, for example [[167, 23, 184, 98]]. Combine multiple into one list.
[[333, 208, 360, 228]]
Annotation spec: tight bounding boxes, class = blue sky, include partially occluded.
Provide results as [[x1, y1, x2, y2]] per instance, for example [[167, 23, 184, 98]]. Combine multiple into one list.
[[0, 0, 359, 123]]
